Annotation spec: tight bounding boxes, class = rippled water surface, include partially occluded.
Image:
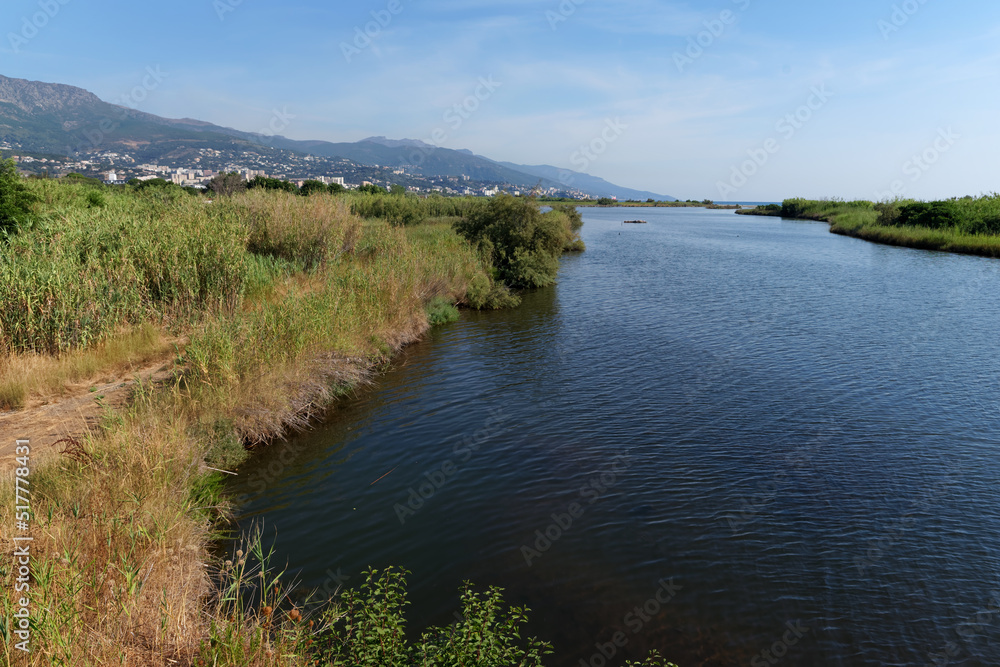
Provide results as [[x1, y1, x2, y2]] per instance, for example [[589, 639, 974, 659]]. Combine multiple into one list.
[[230, 207, 1000, 666]]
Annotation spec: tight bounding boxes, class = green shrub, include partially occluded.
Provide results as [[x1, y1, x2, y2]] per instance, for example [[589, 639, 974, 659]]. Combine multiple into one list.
[[0, 158, 38, 235], [454, 194, 575, 289], [897, 200, 958, 229], [312, 568, 552, 666], [357, 183, 388, 195], [300, 179, 328, 196], [247, 175, 299, 194], [426, 296, 460, 325], [309, 567, 675, 666], [86, 190, 107, 208], [465, 273, 521, 309], [542, 206, 585, 252]]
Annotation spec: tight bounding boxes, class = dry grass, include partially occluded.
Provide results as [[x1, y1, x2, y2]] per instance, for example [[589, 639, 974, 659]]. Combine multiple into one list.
[[0, 393, 315, 666], [0, 322, 175, 410], [0, 399, 211, 665]]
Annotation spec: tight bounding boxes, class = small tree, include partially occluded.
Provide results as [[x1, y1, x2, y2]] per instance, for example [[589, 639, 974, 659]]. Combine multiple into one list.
[[299, 179, 328, 196], [0, 159, 38, 235], [207, 172, 247, 197], [328, 182, 346, 194], [597, 197, 614, 206], [454, 194, 572, 289], [357, 183, 387, 195], [390, 183, 406, 196]]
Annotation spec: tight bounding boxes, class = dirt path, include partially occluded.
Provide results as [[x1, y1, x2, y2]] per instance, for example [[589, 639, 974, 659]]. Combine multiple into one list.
[[0, 360, 175, 473]]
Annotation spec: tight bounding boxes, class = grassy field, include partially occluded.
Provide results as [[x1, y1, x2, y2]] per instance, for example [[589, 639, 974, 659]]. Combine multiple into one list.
[[736, 196, 1000, 258]]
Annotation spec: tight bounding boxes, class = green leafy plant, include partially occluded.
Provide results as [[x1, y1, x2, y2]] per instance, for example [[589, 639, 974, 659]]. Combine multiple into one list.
[[0, 158, 38, 235], [454, 194, 576, 289], [426, 296, 460, 326], [313, 567, 553, 666]]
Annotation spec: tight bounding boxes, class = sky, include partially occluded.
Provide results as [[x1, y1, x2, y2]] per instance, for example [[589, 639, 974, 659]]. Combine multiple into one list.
[[2, 0, 998, 201]]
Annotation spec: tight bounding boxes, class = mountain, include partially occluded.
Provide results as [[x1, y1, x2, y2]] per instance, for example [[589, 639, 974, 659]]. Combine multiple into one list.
[[0, 76, 242, 156], [493, 161, 675, 201], [0, 74, 675, 199], [258, 135, 572, 190]]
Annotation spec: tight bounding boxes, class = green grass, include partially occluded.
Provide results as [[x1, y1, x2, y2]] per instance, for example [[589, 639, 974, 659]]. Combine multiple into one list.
[[0, 182, 248, 354], [346, 192, 478, 225]]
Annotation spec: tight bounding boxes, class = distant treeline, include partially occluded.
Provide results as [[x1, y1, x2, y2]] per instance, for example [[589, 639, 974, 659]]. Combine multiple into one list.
[[738, 195, 1000, 258], [541, 196, 716, 207]]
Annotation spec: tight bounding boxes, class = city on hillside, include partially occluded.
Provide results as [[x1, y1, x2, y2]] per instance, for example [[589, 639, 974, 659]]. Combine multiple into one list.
[[0, 139, 597, 199]]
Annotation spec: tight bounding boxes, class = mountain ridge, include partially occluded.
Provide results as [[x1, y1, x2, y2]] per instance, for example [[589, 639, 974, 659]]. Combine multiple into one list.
[[0, 73, 674, 199]]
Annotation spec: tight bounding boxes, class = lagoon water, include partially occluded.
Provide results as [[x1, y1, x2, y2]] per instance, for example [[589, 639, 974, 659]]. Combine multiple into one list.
[[229, 207, 1000, 666]]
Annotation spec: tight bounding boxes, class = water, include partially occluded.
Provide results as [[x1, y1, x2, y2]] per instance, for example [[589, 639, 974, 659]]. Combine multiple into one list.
[[229, 207, 1000, 666]]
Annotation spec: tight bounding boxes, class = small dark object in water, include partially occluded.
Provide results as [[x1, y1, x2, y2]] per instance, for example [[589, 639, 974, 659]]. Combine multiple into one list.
[[623, 219, 647, 224]]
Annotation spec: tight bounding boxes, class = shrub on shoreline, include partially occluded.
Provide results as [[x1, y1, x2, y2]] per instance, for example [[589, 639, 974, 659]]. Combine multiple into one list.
[[454, 194, 581, 289]]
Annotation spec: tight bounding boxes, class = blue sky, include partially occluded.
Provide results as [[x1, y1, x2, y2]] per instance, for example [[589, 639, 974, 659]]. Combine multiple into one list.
[[2, 0, 998, 200]]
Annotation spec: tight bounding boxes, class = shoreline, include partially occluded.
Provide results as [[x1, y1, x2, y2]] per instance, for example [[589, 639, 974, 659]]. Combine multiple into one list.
[[735, 202, 1000, 260]]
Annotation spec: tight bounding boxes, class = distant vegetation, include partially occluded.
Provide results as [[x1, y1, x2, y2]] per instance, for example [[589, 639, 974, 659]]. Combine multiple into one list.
[[738, 195, 1000, 258]]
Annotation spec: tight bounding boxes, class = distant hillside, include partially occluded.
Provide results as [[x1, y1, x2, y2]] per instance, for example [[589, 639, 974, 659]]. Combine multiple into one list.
[[260, 135, 565, 189], [493, 161, 675, 201], [0, 74, 274, 162], [0, 73, 675, 199]]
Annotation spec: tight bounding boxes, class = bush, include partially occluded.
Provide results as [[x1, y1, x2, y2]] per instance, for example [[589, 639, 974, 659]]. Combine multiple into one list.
[[312, 568, 552, 666], [129, 177, 172, 191], [0, 158, 38, 235], [309, 567, 675, 666], [63, 172, 106, 188], [897, 201, 957, 229], [454, 194, 574, 289], [357, 183, 388, 195], [426, 296, 460, 325], [300, 180, 328, 196], [547, 204, 585, 251], [208, 172, 247, 197], [86, 190, 107, 208], [247, 175, 299, 194]]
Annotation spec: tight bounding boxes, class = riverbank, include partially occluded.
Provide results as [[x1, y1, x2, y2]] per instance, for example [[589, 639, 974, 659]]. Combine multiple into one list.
[[0, 180, 586, 664], [736, 196, 1000, 259]]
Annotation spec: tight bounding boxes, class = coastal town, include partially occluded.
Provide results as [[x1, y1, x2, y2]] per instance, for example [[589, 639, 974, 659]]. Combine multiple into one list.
[[1, 140, 596, 199]]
